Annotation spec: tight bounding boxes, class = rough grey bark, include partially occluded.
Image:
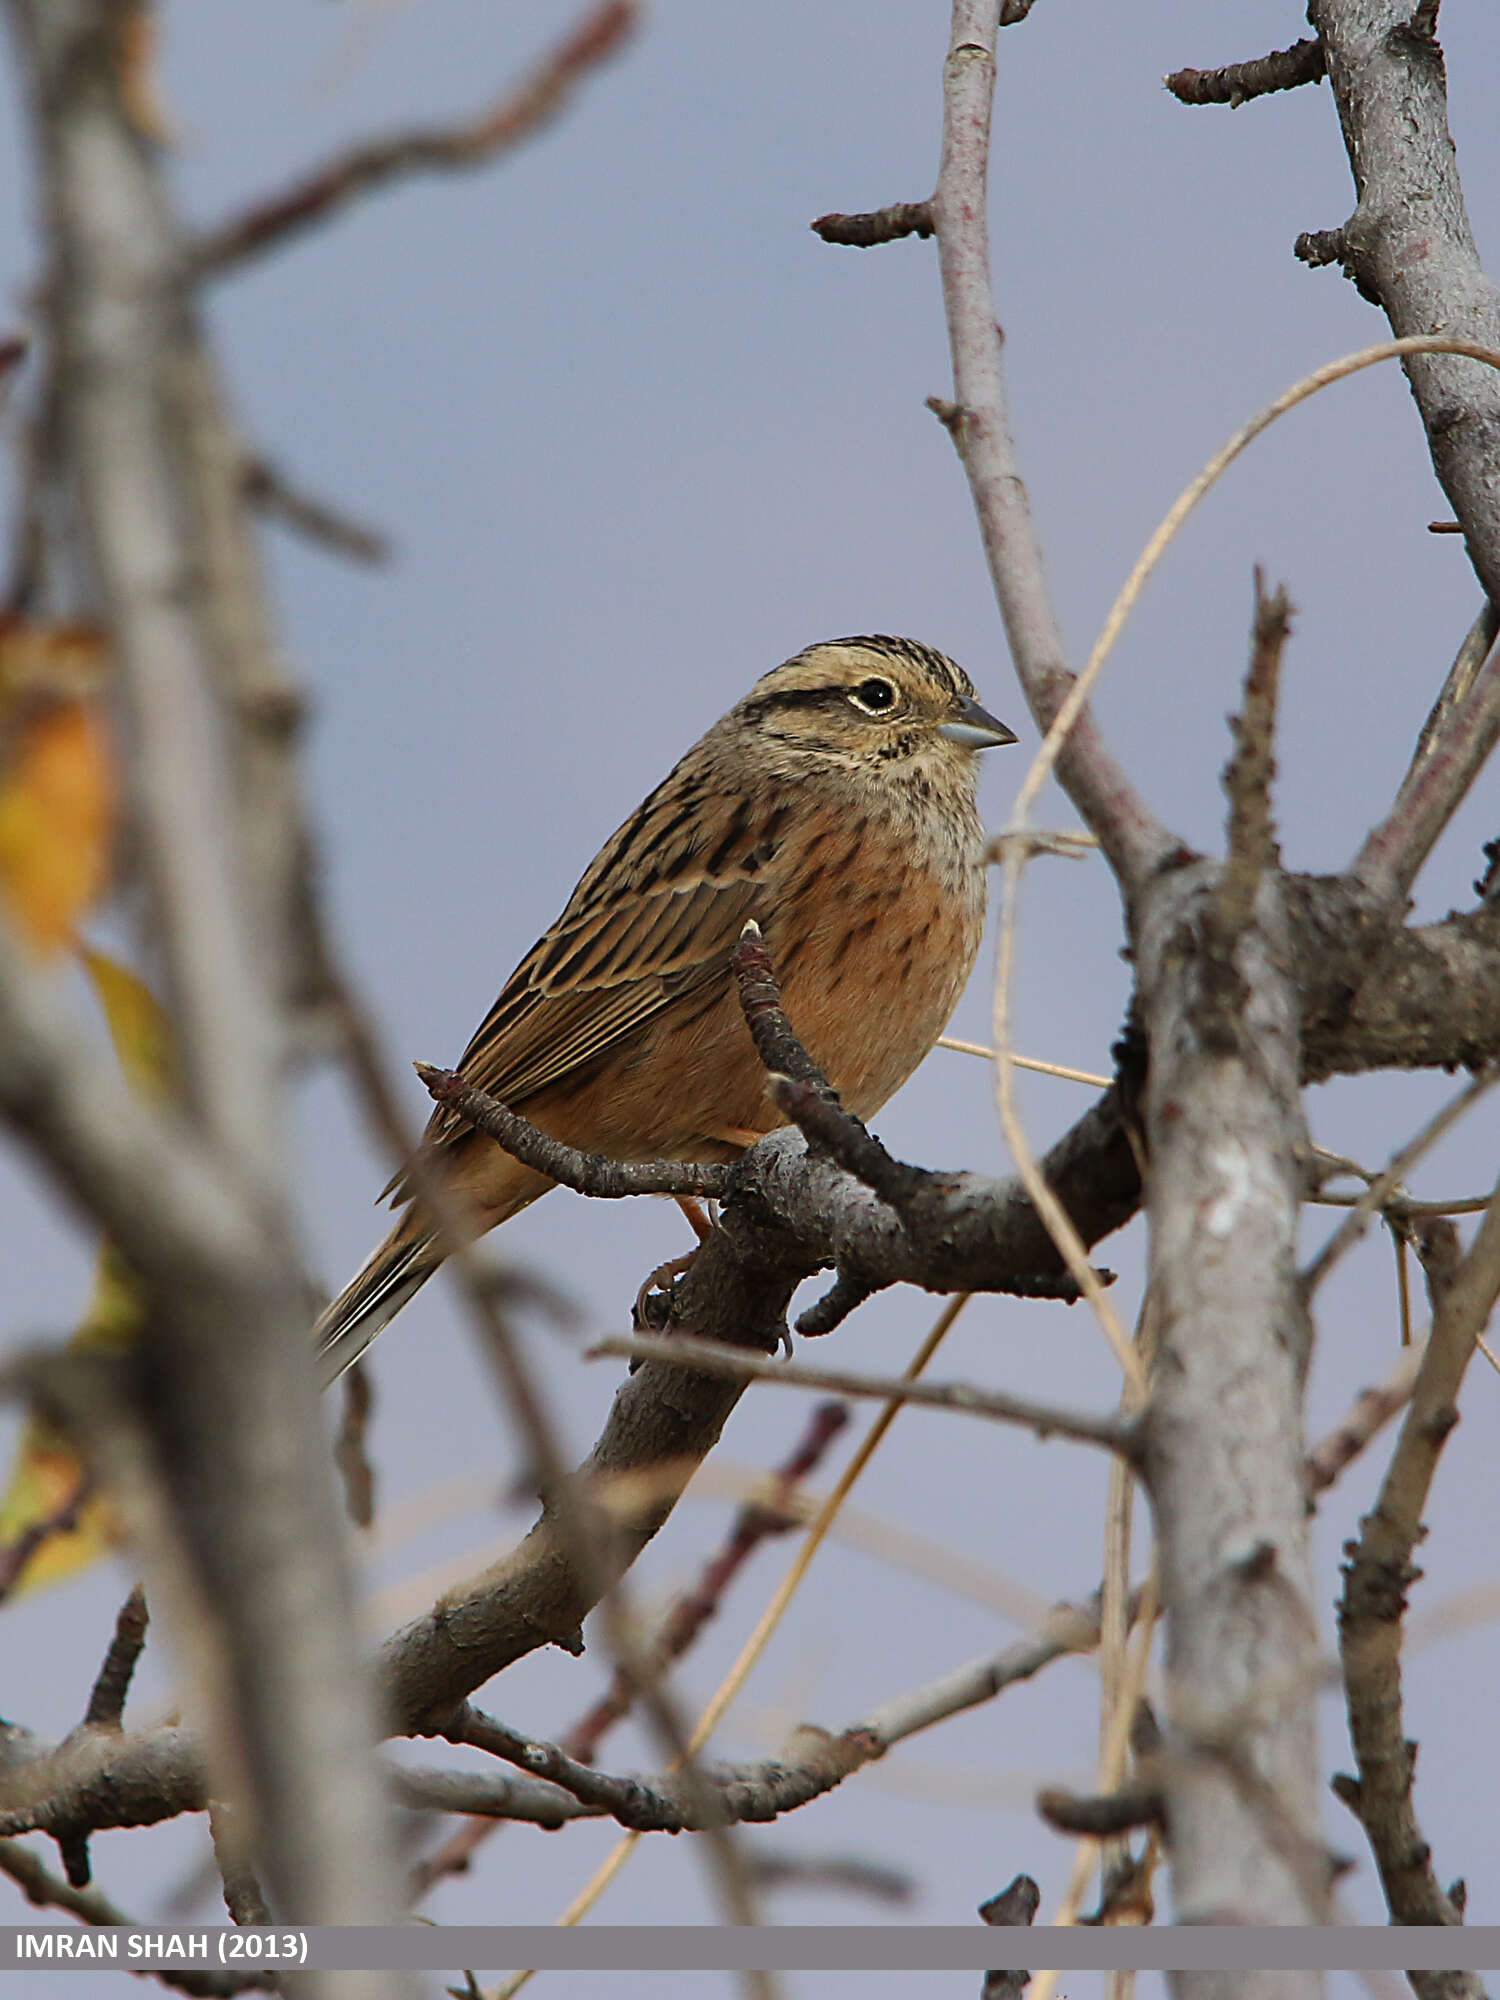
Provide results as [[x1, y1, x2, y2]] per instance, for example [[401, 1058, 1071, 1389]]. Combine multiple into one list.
[[1136, 865, 1326, 1957], [2, 0, 408, 1973], [1304, 0, 1500, 606]]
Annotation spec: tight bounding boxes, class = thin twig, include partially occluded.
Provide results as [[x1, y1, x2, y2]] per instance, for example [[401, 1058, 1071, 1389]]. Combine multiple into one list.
[[935, 1035, 1109, 1087], [589, 1331, 1140, 1457], [447, 1701, 879, 1832], [208, 1800, 272, 1927], [1354, 609, 1500, 905], [1301, 1065, 1500, 1294], [0, 1838, 272, 1994], [1218, 574, 1290, 938], [0, 1468, 94, 1603], [1304, 1344, 1425, 1499], [410, 1402, 850, 1898], [83, 1585, 148, 1729], [189, 2, 639, 276], [341, 1006, 771, 1957], [241, 457, 389, 566], [414, 1063, 733, 1198], [334, 1362, 376, 1529], [504, 1297, 974, 1992], [1336, 1171, 1500, 1951], [731, 921, 834, 1093]]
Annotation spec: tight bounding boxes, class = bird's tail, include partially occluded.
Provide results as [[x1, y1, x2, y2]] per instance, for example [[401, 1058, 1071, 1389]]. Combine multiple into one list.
[[313, 1214, 440, 1389], [313, 1149, 556, 1388]]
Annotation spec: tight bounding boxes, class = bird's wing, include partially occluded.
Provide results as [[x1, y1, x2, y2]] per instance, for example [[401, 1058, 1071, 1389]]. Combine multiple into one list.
[[393, 781, 788, 1188]]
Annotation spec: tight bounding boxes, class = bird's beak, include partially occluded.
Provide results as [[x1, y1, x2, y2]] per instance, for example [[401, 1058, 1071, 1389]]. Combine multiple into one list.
[[938, 694, 1019, 751]]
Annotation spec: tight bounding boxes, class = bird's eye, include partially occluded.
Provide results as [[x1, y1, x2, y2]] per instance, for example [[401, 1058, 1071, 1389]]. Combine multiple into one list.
[[848, 677, 898, 716]]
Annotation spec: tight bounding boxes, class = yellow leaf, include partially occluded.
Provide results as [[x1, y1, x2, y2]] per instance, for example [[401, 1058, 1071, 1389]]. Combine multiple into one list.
[[0, 954, 164, 1597], [0, 623, 114, 954], [82, 947, 174, 1102], [0, 1422, 118, 1598]]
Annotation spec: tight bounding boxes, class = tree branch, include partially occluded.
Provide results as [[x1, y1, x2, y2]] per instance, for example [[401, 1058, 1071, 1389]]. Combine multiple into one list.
[[925, 0, 1172, 893], [1335, 1175, 1500, 1973], [590, 1331, 1141, 1458], [1136, 856, 1326, 1938], [413, 1062, 733, 1199], [447, 1703, 880, 1832], [1351, 614, 1500, 905], [83, 1586, 148, 1730], [5, 0, 408, 1949], [0, 1838, 272, 1995], [1218, 577, 1289, 938], [810, 202, 933, 248], [190, 2, 639, 277], [241, 455, 390, 567], [1303, 0, 1500, 606], [1165, 40, 1325, 109]]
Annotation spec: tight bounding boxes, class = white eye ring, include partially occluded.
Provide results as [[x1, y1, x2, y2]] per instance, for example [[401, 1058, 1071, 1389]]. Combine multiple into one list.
[[848, 677, 898, 716]]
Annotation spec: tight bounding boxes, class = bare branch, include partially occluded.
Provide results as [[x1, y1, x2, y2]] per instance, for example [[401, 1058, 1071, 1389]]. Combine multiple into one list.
[[334, 1363, 376, 1530], [979, 1873, 1040, 2000], [1218, 577, 1289, 938], [591, 1331, 1142, 1458], [731, 921, 835, 1094], [207, 1800, 271, 1928], [0, 1838, 272, 1995], [5, 0, 410, 1944], [1165, 40, 1325, 108], [241, 456, 390, 567], [1301, 1064, 1500, 1294], [565, 1400, 849, 1759], [388, 1762, 588, 1828], [410, 1401, 850, 1897], [1135, 856, 1326, 1931], [413, 1062, 733, 1199], [447, 1702, 879, 1832], [436, 1593, 1106, 1839], [83, 1586, 148, 1731], [1304, 0, 1500, 605], [1352, 613, 1500, 905], [925, 1, 1172, 892], [1036, 1782, 1164, 1837], [1304, 1344, 1424, 1499], [190, 2, 639, 277], [1335, 1174, 1500, 1968], [810, 202, 933, 248], [748, 1850, 913, 1904]]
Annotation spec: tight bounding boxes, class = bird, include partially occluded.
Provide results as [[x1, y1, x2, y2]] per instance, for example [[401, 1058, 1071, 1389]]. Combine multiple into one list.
[[314, 635, 1017, 1384]]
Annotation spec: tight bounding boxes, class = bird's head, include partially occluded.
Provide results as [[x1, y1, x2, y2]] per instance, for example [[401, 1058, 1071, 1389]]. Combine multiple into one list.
[[733, 636, 1017, 777]]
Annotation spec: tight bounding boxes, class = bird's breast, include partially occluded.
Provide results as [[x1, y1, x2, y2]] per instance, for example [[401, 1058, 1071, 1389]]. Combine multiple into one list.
[[765, 811, 985, 1123]]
